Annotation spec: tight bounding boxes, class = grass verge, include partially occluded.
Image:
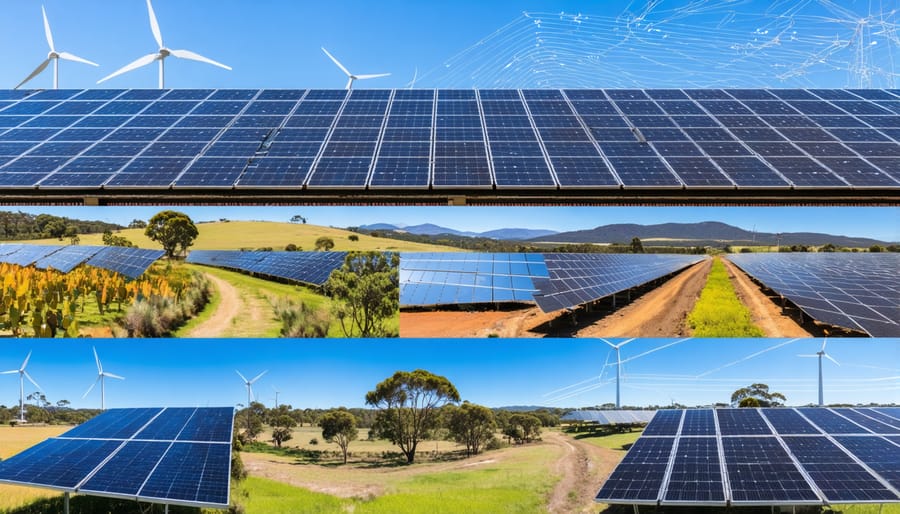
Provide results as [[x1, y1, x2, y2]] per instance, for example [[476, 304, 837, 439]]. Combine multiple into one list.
[[686, 257, 765, 337]]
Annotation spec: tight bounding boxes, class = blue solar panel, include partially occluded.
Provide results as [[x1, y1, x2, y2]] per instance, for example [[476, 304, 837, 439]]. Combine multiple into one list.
[[760, 408, 820, 434], [0, 438, 123, 490], [595, 437, 674, 503], [187, 250, 347, 286], [33, 245, 105, 273], [716, 409, 771, 435], [138, 442, 231, 506], [680, 409, 716, 436], [642, 410, 683, 436], [664, 437, 725, 504], [84, 247, 165, 279], [722, 437, 820, 504], [835, 436, 900, 490], [79, 441, 171, 496]]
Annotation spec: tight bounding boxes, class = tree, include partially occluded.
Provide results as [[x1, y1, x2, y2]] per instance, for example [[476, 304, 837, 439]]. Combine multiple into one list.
[[236, 402, 266, 442], [326, 252, 399, 337], [102, 230, 135, 248], [821, 243, 837, 252], [290, 215, 307, 224], [869, 245, 885, 253], [284, 243, 300, 251], [731, 383, 786, 408], [56, 399, 70, 409], [315, 236, 335, 251], [366, 369, 460, 463], [319, 409, 359, 464], [348, 234, 359, 242], [503, 413, 542, 444], [128, 219, 147, 229], [630, 237, 644, 253], [145, 210, 199, 258], [270, 414, 297, 448], [445, 402, 495, 457]]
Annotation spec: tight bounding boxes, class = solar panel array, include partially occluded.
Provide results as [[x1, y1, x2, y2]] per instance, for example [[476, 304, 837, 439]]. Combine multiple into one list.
[[0, 89, 897, 199], [0, 243, 163, 278], [400, 253, 547, 305], [186, 250, 347, 286], [727, 253, 900, 337], [0, 407, 234, 509], [533, 254, 707, 312], [562, 410, 657, 425], [596, 408, 900, 507]]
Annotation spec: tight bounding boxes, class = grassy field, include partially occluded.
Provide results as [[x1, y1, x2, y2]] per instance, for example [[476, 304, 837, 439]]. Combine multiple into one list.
[[686, 257, 765, 337], [14, 221, 455, 253], [0, 426, 69, 511], [571, 429, 643, 451]]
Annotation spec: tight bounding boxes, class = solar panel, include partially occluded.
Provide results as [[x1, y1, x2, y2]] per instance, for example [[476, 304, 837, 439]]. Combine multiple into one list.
[[0, 407, 233, 509], [1, 245, 64, 266], [596, 408, 900, 507], [33, 245, 105, 273], [84, 247, 165, 279], [532, 254, 706, 312], [0, 89, 897, 203], [187, 250, 347, 286], [728, 253, 900, 337], [561, 410, 656, 425]]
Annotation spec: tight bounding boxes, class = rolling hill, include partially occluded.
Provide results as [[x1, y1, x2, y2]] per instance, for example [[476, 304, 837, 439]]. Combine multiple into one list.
[[11, 221, 457, 253], [360, 223, 557, 240]]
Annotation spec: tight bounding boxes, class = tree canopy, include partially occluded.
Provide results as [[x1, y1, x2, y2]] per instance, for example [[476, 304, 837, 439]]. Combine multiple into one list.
[[145, 211, 199, 258], [326, 251, 400, 337], [731, 383, 786, 407], [315, 236, 335, 251], [444, 402, 496, 457], [366, 369, 460, 463], [319, 409, 359, 464]]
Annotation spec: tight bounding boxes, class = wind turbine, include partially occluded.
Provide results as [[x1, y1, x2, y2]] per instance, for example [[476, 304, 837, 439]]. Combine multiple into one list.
[[1, 351, 42, 423], [321, 47, 390, 90], [236, 370, 267, 408], [272, 385, 280, 410], [601, 338, 635, 409], [16, 5, 99, 90], [98, 0, 231, 88], [82, 347, 124, 411], [798, 339, 839, 407]]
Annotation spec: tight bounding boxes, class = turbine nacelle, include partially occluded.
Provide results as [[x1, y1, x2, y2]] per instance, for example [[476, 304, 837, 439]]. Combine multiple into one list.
[[321, 47, 390, 90]]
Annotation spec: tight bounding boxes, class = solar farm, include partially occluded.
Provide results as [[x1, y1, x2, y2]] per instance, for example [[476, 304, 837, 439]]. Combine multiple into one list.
[[728, 253, 900, 337], [596, 407, 900, 508], [186, 250, 348, 286], [0, 243, 163, 278], [400, 252, 705, 311], [0, 407, 234, 510], [0, 88, 897, 204]]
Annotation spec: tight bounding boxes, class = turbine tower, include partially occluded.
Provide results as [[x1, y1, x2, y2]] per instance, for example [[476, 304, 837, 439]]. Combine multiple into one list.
[[98, 0, 231, 88], [82, 347, 124, 411], [1, 351, 41, 423], [321, 47, 390, 89], [16, 5, 99, 89], [272, 385, 280, 410], [600, 339, 636, 409], [798, 339, 840, 407]]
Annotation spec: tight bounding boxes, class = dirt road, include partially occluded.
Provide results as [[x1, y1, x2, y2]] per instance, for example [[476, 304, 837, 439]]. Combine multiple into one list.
[[185, 273, 241, 338], [721, 258, 811, 337], [544, 431, 620, 514]]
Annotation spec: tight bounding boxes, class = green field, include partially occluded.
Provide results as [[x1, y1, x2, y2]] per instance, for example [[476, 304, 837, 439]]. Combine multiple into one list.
[[14, 221, 455, 253], [686, 257, 765, 337]]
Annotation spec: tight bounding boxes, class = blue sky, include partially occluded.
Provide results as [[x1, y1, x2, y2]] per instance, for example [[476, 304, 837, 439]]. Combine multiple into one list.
[[1, 1, 896, 89], [6, 206, 899, 242], [1, 338, 897, 410]]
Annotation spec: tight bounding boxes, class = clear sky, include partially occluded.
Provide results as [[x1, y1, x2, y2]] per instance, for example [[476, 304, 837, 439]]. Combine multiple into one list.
[[1, 338, 897, 411], [0, 1, 895, 89], [5, 206, 898, 242]]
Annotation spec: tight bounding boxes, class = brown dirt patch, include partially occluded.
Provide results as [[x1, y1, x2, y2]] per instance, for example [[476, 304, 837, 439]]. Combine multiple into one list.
[[545, 431, 621, 514], [185, 273, 241, 338], [401, 260, 712, 338], [721, 258, 811, 338]]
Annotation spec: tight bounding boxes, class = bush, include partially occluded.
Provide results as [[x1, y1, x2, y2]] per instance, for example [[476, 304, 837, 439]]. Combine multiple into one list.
[[121, 271, 211, 337], [274, 298, 331, 337], [309, 438, 319, 445]]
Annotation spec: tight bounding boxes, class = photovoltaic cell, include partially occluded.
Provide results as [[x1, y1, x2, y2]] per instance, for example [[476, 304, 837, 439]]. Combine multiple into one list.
[[84, 247, 165, 279], [664, 437, 725, 504], [595, 437, 675, 503], [722, 437, 819, 504]]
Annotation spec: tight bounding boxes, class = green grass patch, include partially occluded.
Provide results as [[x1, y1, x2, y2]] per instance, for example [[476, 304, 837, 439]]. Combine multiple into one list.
[[571, 430, 642, 451], [687, 257, 765, 337], [230, 477, 345, 514]]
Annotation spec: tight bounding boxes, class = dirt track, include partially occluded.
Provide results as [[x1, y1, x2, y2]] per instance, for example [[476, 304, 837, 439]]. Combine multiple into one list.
[[545, 431, 620, 513], [185, 273, 240, 338], [721, 258, 811, 337]]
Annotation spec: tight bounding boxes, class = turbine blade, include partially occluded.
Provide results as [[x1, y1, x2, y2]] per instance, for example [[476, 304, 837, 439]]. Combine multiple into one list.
[[345, 77, 353, 90], [58, 52, 99, 67], [103, 372, 125, 380], [824, 353, 840, 366], [97, 53, 158, 84], [0, 370, 19, 375], [169, 49, 232, 70], [820, 339, 828, 352], [93, 346, 102, 373], [23, 371, 41, 391], [42, 5, 55, 51], [249, 370, 268, 384], [146, 0, 163, 48], [355, 73, 391, 80], [21, 350, 32, 371], [321, 47, 352, 77], [82, 377, 99, 398], [14, 59, 53, 90], [235, 370, 248, 383]]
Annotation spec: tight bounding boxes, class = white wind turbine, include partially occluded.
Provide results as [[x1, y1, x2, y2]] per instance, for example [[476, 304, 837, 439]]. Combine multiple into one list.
[[321, 47, 390, 89], [98, 0, 231, 88], [82, 347, 124, 411], [1, 351, 42, 423], [16, 5, 99, 90], [601, 338, 635, 409], [798, 339, 840, 407], [236, 370, 267, 408]]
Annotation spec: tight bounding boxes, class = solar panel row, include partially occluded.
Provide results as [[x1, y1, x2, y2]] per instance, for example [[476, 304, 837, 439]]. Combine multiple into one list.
[[185, 250, 347, 286], [596, 408, 900, 506], [0, 243, 163, 278], [0, 407, 234, 508], [0, 89, 897, 193], [561, 410, 657, 425], [727, 253, 900, 337]]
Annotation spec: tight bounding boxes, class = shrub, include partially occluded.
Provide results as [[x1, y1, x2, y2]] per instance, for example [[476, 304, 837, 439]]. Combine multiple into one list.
[[273, 298, 331, 338]]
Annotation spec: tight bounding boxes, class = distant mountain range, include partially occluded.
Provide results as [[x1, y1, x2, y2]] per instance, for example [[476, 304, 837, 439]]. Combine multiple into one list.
[[359, 223, 558, 241], [360, 221, 892, 247], [528, 221, 892, 247]]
